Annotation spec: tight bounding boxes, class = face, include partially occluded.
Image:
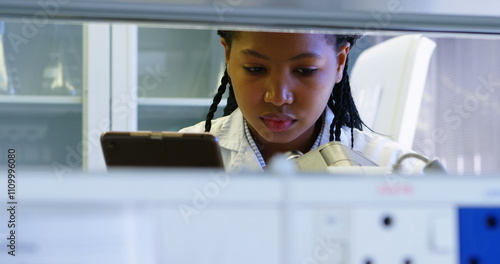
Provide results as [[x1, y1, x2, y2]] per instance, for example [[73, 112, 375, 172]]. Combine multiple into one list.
[[222, 32, 350, 147]]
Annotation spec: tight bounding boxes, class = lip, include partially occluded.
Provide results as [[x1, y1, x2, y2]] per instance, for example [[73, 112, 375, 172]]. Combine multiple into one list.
[[260, 113, 296, 133]]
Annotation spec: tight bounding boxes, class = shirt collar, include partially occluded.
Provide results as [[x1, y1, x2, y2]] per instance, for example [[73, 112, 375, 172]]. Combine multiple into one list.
[[243, 118, 267, 168], [216, 109, 245, 151]]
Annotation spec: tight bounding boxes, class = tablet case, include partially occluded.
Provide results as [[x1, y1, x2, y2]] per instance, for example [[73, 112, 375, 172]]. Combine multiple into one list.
[[101, 131, 224, 168]]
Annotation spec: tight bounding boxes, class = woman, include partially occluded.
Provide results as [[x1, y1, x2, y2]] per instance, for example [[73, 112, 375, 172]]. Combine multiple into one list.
[[180, 30, 422, 172]]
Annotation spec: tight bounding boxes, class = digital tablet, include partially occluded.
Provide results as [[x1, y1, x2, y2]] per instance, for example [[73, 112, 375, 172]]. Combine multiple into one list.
[[100, 131, 224, 168]]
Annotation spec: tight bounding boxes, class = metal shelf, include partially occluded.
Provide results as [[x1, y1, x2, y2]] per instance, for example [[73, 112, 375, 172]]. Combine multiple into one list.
[[0, 96, 82, 115], [1, 0, 500, 34], [0, 95, 82, 104]]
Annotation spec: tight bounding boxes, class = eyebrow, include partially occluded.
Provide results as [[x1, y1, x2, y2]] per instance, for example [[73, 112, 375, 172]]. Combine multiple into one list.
[[240, 49, 322, 61]]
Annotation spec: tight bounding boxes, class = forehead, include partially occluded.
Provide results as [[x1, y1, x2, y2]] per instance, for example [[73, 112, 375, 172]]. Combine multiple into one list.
[[232, 32, 337, 53]]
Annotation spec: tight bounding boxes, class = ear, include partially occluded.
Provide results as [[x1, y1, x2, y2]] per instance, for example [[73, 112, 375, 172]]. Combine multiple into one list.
[[220, 38, 231, 67], [335, 42, 351, 83]]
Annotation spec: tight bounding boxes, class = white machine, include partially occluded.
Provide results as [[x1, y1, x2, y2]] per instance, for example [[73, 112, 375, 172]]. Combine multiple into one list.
[[285, 141, 446, 175], [0, 169, 498, 264]]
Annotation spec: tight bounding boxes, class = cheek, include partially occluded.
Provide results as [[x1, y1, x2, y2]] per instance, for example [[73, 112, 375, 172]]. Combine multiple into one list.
[[298, 81, 334, 113], [307, 88, 332, 110], [305, 77, 335, 99], [229, 69, 265, 107], [232, 79, 263, 109]]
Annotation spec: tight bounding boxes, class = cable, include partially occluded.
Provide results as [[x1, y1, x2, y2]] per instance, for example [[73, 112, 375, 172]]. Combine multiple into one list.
[[393, 152, 447, 174]]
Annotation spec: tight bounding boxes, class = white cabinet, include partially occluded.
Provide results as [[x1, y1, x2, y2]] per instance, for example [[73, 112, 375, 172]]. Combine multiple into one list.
[[0, 22, 116, 172], [0, 21, 225, 172], [0, 22, 86, 171]]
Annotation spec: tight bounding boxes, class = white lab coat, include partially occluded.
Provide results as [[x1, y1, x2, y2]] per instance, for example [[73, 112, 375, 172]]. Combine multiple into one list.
[[180, 108, 424, 173]]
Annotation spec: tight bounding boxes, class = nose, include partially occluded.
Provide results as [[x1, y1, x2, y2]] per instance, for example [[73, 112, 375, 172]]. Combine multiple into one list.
[[264, 73, 294, 106]]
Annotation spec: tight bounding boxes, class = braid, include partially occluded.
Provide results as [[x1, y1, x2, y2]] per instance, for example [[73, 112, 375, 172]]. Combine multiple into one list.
[[329, 82, 343, 142], [205, 69, 230, 132], [224, 83, 238, 115], [327, 94, 335, 141], [328, 56, 364, 148], [341, 57, 363, 131], [342, 57, 363, 148]]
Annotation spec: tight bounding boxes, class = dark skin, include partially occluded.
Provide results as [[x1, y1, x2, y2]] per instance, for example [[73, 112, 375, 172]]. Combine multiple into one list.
[[221, 32, 350, 163]]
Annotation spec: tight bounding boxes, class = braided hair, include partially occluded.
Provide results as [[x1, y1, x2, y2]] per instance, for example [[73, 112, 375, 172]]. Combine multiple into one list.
[[205, 31, 363, 147]]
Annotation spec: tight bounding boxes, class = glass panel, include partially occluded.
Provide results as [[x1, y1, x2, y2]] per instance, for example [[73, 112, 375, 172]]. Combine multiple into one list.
[[1, 22, 83, 96], [137, 27, 223, 98], [0, 21, 83, 170], [137, 27, 225, 131]]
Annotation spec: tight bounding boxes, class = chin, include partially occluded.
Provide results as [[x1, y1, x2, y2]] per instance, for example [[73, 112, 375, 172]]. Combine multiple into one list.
[[260, 131, 296, 144]]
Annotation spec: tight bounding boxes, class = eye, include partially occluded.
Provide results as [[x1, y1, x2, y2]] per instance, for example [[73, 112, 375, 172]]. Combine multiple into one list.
[[296, 68, 318, 76], [243, 66, 266, 74]]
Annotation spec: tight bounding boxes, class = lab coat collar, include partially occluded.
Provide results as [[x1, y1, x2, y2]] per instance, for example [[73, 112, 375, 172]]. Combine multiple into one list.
[[216, 109, 263, 172], [217, 108, 245, 152]]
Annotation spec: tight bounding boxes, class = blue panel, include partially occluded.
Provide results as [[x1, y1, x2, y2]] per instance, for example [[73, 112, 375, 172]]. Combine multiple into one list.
[[459, 207, 500, 264]]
